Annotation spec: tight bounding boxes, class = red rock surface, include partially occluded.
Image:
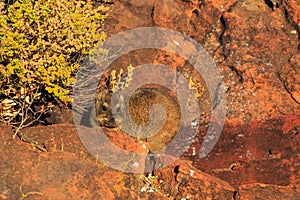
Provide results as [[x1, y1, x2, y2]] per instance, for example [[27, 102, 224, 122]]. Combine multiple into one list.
[[103, 0, 300, 125], [1, 0, 300, 199], [0, 124, 235, 199], [190, 112, 300, 188], [1, 113, 299, 199]]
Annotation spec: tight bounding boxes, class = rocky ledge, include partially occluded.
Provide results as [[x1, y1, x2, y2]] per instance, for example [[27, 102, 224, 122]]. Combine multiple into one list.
[[0, 112, 299, 199]]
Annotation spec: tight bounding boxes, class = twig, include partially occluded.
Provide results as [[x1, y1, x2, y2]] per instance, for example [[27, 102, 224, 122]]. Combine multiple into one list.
[[19, 183, 46, 200], [16, 131, 48, 152]]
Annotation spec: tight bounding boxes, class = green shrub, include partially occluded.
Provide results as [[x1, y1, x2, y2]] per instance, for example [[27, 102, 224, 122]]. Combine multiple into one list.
[[0, 0, 109, 134]]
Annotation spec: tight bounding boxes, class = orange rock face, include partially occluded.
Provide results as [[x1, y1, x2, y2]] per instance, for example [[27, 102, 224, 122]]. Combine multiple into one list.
[[103, 0, 300, 125], [1, 112, 299, 199]]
